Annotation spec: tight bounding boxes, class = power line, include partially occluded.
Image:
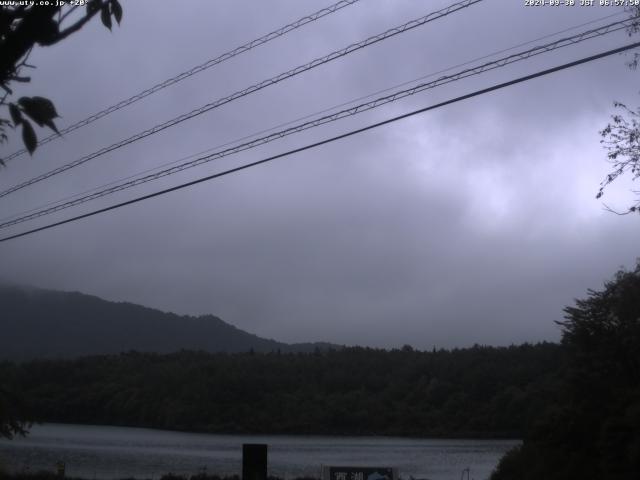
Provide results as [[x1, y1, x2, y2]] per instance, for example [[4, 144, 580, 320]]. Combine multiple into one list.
[[0, 0, 483, 199], [0, 0, 362, 163], [1, 9, 624, 226], [0, 17, 631, 228], [0, 17, 633, 230], [1, 41, 638, 244]]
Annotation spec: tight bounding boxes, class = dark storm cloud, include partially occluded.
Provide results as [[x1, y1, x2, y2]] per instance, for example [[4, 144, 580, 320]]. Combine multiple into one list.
[[1, 0, 639, 348]]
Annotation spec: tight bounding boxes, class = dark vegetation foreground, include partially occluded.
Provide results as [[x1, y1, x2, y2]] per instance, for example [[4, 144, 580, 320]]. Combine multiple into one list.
[[491, 263, 640, 480]]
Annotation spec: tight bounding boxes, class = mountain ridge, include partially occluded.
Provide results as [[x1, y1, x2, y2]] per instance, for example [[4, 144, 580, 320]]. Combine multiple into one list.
[[0, 285, 339, 361]]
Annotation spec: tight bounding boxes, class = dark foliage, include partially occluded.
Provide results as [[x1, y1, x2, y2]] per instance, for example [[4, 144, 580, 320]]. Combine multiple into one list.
[[597, 6, 640, 213], [491, 261, 640, 480], [0, 383, 31, 439], [0, 1, 122, 161], [599, 102, 640, 213], [0, 343, 563, 438]]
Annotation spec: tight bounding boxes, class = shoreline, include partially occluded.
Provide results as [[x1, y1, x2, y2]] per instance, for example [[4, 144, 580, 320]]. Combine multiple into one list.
[[15, 422, 523, 442]]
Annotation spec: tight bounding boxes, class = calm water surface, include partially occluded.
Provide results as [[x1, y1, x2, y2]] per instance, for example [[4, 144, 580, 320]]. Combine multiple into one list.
[[0, 424, 519, 480]]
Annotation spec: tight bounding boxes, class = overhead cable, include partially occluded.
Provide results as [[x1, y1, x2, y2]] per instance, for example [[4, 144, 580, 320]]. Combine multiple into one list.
[[0, 0, 483, 199], [1, 8, 623, 226], [0, 17, 633, 230], [0, 0, 362, 163], [1, 40, 639, 244]]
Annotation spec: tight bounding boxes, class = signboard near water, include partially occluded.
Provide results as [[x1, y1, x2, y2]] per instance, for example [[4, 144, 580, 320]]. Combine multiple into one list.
[[322, 466, 397, 480]]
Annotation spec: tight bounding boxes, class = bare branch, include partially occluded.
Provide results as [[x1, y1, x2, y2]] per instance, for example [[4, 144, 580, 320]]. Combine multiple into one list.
[[602, 203, 632, 216], [9, 75, 31, 83], [51, 2, 105, 43]]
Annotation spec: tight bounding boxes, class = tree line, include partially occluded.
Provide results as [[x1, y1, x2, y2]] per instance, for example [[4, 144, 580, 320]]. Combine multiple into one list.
[[1, 342, 563, 438]]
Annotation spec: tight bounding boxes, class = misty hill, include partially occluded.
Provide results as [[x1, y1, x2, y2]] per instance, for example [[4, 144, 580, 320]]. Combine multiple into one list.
[[0, 286, 336, 361]]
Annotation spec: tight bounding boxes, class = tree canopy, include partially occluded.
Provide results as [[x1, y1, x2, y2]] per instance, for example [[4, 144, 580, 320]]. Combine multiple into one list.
[[491, 260, 640, 479], [0, 386, 30, 440], [0, 343, 563, 439], [0, 0, 122, 162], [597, 6, 640, 214]]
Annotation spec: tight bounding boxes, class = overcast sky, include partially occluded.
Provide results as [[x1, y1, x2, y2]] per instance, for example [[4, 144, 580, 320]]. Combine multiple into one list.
[[1, 0, 639, 349]]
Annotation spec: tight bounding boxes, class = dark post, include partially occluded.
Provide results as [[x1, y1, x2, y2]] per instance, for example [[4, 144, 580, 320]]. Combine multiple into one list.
[[242, 443, 267, 480], [55, 461, 65, 478]]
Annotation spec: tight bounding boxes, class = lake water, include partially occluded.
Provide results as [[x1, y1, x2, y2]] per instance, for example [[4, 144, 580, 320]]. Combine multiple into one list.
[[0, 424, 519, 480]]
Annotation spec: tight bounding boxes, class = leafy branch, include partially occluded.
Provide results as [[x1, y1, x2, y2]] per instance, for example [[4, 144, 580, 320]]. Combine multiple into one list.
[[598, 101, 640, 214], [0, 0, 123, 165]]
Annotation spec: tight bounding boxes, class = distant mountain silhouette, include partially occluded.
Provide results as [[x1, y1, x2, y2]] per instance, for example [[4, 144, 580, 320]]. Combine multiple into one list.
[[0, 285, 338, 361]]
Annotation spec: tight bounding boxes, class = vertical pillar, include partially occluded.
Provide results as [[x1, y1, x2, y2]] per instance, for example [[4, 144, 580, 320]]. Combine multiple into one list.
[[242, 443, 267, 480]]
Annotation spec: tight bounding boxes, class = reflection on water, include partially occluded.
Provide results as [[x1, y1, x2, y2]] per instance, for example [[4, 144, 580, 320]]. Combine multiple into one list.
[[0, 424, 519, 480]]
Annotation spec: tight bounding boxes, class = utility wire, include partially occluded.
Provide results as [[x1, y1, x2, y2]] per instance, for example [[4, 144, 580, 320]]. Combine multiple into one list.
[[0, 0, 483, 199], [1, 9, 624, 226], [0, 17, 633, 230], [0, 0, 362, 163], [1, 41, 638, 244]]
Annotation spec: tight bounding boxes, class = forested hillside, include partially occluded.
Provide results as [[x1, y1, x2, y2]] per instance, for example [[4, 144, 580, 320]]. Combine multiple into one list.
[[1, 343, 563, 438], [0, 286, 334, 360]]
